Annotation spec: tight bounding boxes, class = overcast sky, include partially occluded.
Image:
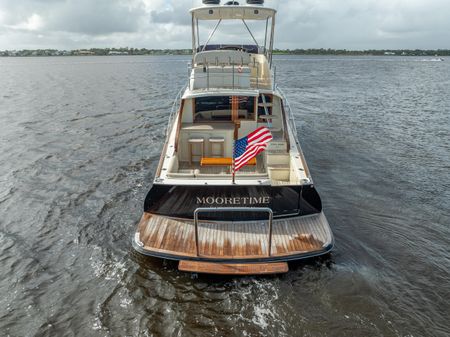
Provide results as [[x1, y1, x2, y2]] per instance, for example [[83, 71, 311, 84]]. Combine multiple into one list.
[[0, 0, 449, 50]]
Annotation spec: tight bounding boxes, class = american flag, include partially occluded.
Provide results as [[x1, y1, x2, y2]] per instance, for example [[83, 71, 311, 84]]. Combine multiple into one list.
[[233, 127, 273, 172]]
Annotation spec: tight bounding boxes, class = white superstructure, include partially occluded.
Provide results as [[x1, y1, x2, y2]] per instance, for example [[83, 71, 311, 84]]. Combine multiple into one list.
[[154, 0, 310, 187]]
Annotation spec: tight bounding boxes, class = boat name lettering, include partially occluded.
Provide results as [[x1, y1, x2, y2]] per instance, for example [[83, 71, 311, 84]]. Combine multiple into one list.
[[196, 196, 271, 205]]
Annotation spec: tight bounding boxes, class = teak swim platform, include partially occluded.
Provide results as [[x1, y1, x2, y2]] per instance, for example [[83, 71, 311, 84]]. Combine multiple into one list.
[[132, 0, 334, 275]]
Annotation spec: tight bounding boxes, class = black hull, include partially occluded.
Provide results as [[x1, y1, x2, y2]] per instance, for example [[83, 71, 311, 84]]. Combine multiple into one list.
[[144, 184, 322, 221]]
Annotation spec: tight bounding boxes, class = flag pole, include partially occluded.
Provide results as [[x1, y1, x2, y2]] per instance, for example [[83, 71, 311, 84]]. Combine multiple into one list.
[[232, 161, 236, 184], [232, 142, 236, 184], [231, 96, 237, 185]]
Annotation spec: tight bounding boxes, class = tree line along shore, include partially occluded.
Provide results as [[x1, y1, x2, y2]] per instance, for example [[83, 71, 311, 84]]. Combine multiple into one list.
[[1, 48, 449, 57]]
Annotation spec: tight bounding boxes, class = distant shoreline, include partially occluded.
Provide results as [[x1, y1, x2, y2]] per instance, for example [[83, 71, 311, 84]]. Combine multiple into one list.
[[1, 48, 449, 57]]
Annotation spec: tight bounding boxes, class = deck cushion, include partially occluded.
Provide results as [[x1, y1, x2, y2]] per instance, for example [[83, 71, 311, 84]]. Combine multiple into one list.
[[200, 157, 256, 166]]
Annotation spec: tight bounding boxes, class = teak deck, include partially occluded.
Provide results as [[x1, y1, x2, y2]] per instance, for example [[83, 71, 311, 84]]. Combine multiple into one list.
[[135, 212, 332, 262], [178, 261, 288, 275]]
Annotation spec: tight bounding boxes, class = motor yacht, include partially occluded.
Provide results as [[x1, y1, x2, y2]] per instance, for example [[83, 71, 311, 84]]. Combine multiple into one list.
[[132, 0, 334, 275]]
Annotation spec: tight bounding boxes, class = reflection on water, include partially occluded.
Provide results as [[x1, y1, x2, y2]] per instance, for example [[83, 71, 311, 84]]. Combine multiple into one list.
[[0, 55, 449, 336]]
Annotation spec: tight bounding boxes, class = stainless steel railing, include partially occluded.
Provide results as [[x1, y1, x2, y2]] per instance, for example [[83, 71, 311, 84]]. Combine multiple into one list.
[[165, 84, 187, 139], [277, 86, 299, 143], [277, 86, 313, 180], [188, 62, 275, 91], [193, 207, 274, 257]]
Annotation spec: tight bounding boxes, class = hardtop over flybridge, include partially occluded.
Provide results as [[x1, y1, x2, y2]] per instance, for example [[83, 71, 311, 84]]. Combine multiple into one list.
[[132, 0, 334, 275]]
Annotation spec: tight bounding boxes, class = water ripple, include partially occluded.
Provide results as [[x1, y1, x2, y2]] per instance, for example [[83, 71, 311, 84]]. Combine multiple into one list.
[[0, 55, 448, 337]]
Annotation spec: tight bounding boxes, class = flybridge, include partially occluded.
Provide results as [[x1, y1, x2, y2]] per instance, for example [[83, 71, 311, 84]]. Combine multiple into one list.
[[190, 0, 277, 68]]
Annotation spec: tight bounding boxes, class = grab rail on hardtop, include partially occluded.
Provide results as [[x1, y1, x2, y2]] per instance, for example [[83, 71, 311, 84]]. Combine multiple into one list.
[[193, 207, 274, 257]]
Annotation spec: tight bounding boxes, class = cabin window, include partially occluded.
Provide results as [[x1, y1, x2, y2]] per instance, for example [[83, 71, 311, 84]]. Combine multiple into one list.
[[194, 96, 255, 122]]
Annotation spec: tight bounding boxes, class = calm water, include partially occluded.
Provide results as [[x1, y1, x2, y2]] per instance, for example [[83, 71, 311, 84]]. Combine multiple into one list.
[[0, 55, 449, 337]]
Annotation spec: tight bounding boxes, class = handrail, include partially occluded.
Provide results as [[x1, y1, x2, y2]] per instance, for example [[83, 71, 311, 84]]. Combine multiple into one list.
[[166, 84, 187, 139], [273, 65, 276, 90], [277, 86, 299, 143], [189, 61, 275, 90], [154, 84, 186, 179], [193, 207, 274, 257], [277, 86, 312, 179], [280, 101, 291, 150], [190, 67, 254, 89]]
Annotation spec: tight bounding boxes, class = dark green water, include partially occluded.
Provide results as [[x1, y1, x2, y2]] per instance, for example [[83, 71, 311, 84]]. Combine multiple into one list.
[[0, 55, 449, 337]]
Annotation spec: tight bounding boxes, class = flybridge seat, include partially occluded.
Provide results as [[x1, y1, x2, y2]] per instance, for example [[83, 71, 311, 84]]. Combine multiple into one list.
[[197, 44, 260, 54], [194, 50, 251, 66]]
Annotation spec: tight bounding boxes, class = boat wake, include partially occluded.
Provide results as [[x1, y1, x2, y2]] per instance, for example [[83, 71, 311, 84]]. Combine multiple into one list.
[[421, 58, 444, 62], [228, 278, 289, 336]]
